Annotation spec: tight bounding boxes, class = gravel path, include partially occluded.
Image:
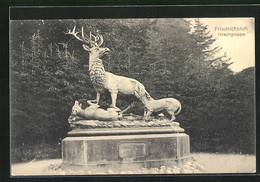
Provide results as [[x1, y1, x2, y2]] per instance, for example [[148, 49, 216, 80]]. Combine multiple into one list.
[[192, 153, 255, 173], [11, 153, 256, 176]]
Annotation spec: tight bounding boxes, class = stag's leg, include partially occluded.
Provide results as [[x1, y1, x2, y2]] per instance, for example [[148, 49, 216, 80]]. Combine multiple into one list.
[[110, 92, 117, 107], [110, 92, 121, 111]]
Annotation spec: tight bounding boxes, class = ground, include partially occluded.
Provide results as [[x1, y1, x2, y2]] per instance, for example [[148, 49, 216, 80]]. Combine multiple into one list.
[[11, 153, 256, 176], [192, 153, 256, 173]]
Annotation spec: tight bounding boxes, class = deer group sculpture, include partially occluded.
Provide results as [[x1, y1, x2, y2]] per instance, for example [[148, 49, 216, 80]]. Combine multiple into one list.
[[66, 26, 151, 112]]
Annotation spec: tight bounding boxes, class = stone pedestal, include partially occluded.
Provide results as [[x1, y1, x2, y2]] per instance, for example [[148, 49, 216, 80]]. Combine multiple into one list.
[[62, 126, 190, 173]]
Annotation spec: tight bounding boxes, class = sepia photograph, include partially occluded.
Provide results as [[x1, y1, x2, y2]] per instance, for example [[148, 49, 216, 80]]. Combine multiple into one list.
[[10, 16, 255, 175]]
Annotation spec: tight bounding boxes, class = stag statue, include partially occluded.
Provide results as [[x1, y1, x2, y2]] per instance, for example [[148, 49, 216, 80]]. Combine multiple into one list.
[[66, 26, 151, 111]]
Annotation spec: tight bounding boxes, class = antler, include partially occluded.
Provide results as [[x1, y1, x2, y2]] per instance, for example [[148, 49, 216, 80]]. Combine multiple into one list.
[[81, 27, 94, 45], [90, 31, 104, 47], [66, 26, 104, 47], [96, 34, 104, 47], [66, 26, 87, 43]]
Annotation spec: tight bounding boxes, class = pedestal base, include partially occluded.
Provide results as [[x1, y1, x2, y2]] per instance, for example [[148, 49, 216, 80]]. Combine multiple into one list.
[[62, 128, 190, 172]]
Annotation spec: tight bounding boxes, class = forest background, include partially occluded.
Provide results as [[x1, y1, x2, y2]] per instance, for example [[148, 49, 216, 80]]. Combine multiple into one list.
[[10, 18, 255, 163]]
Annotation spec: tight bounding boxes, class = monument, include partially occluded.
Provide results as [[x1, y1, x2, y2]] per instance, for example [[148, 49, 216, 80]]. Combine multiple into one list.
[[61, 26, 190, 174]]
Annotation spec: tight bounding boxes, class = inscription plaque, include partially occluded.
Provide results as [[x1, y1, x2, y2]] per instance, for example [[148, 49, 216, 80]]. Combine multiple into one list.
[[119, 143, 146, 159]]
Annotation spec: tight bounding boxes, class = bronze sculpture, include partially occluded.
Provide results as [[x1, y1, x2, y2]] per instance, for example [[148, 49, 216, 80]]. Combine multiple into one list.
[[66, 26, 181, 122]]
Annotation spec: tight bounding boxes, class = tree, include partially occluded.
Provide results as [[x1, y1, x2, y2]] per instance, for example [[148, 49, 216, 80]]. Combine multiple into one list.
[[145, 19, 195, 98], [192, 19, 232, 69]]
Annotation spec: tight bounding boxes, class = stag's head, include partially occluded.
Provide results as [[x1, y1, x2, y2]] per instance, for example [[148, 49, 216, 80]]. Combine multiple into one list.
[[66, 26, 110, 59]]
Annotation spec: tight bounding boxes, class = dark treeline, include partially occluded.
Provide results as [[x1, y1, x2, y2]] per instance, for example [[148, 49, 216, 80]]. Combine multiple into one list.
[[10, 19, 255, 163]]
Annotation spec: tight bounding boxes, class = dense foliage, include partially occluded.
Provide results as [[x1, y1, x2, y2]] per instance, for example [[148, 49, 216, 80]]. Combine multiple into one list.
[[10, 19, 255, 162]]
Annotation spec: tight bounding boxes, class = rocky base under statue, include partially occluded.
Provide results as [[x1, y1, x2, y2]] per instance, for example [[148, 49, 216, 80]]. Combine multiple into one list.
[[68, 114, 182, 129]]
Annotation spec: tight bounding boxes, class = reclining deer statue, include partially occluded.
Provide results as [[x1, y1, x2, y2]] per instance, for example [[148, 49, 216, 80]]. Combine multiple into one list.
[[71, 100, 120, 121], [66, 26, 151, 111], [71, 100, 135, 121]]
